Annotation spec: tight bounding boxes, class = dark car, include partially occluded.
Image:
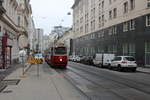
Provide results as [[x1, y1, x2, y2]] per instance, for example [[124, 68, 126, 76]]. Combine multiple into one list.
[[81, 56, 93, 65]]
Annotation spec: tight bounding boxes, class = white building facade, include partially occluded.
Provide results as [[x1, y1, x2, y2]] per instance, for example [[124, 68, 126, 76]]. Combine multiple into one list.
[[72, 0, 150, 66], [35, 28, 44, 53]]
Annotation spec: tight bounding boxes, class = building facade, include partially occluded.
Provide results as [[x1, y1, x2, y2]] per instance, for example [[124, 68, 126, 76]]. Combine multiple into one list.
[[0, 0, 20, 68], [57, 28, 74, 55], [0, 0, 34, 69], [43, 35, 51, 53], [28, 17, 36, 53], [72, 0, 150, 66], [35, 28, 44, 53]]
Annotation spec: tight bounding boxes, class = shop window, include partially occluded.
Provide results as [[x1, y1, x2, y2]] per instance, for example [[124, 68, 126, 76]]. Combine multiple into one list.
[[123, 22, 128, 32], [145, 42, 150, 65], [147, 0, 150, 8], [130, 19, 135, 30], [146, 14, 150, 26], [123, 43, 128, 55], [129, 43, 135, 57]]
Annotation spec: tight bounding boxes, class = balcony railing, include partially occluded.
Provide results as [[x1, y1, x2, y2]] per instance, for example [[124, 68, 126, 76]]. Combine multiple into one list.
[[0, 0, 6, 15]]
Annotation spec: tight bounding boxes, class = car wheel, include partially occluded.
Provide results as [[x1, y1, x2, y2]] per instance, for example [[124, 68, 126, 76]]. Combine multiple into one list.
[[131, 68, 136, 72], [108, 64, 112, 70], [118, 65, 122, 71]]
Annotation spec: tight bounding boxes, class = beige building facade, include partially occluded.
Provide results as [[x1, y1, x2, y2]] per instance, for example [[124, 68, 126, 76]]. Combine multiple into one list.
[[72, 0, 150, 38], [72, 0, 150, 66], [1, 0, 20, 63], [57, 28, 74, 55], [0, 0, 33, 66]]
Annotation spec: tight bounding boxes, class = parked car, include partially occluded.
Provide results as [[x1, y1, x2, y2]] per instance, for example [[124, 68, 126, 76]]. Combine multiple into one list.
[[69, 55, 73, 61], [93, 53, 115, 67], [82, 56, 93, 65], [110, 56, 137, 72], [80, 56, 87, 63], [69, 55, 81, 62]]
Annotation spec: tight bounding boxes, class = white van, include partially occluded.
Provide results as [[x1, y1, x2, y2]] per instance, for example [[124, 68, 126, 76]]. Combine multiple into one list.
[[93, 53, 115, 67]]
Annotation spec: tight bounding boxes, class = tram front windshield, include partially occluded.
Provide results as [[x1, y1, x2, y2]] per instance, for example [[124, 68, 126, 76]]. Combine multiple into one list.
[[54, 47, 67, 55]]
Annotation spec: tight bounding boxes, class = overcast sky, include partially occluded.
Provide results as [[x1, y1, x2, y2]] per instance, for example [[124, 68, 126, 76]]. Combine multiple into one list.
[[30, 0, 74, 35]]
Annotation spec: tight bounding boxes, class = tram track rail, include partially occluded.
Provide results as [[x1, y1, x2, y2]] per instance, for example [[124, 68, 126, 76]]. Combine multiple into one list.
[[67, 63, 150, 97], [56, 68, 129, 100], [56, 69, 91, 100]]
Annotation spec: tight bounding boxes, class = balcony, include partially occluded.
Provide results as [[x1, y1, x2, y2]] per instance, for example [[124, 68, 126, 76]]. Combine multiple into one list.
[[0, 0, 6, 15]]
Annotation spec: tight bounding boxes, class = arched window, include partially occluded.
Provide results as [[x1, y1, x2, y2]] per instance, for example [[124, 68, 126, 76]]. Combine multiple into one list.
[[18, 16, 20, 26]]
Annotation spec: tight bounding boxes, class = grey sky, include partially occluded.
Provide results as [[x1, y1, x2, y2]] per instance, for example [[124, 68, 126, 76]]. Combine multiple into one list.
[[30, 0, 73, 35]]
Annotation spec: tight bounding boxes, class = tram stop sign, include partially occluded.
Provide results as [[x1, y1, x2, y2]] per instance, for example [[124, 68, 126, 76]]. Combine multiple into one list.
[[18, 35, 28, 49]]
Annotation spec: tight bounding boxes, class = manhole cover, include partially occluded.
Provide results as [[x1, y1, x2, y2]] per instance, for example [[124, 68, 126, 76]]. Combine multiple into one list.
[[2, 79, 20, 85]]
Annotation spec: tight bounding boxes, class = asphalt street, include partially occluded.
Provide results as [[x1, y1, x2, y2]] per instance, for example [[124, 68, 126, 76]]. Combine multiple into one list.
[[55, 62, 150, 100], [1, 62, 150, 100]]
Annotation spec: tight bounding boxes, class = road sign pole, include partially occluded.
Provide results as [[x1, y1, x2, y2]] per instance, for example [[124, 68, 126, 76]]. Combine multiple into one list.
[[37, 63, 39, 77]]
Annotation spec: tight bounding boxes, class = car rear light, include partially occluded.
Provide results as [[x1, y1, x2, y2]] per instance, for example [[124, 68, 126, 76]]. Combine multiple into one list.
[[122, 61, 127, 64]]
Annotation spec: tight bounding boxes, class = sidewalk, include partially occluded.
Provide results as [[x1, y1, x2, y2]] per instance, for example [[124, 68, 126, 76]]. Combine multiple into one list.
[[137, 67, 150, 74], [0, 64, 85, 100]]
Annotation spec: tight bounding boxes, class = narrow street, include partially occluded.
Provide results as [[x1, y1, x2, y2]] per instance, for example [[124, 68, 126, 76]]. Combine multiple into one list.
[[56, 62, 150, 100], [1, 0, 150, 100], [1, 62, 150, 100]]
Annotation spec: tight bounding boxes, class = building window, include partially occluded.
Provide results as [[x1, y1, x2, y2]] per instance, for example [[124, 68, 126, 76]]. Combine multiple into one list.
[[123, 43, 128, 56], [145, 41, 150, 65], [108, 28, 113, 35], [147, 0, 150, 8], [99, 16, 101, 28], [80, 26, 83, 33], [90, 34, 95, 39], [18, 16, 20, 26], [102, 1, 104, 10], [129, 43, 135, 57], [124, 2, 128, 14], [0, 26, 1, 32], [85, 23, 89, 33], [130, 19, 135, 30], [109, 0, 112, 4], [113, 26, 117, 34], [112, 45, 117, 54], [113, 8, 117, 18], [109, 10, 112, 20], [102, 15, 104, 26], [130, 0, 135, 10], [93, 20, 95, 30], [123, 22, 128, 32], [146, 14, 150, 26]]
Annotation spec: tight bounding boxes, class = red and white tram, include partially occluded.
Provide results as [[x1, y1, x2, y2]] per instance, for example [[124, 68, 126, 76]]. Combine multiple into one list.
[[46, 43, 68, 68]]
